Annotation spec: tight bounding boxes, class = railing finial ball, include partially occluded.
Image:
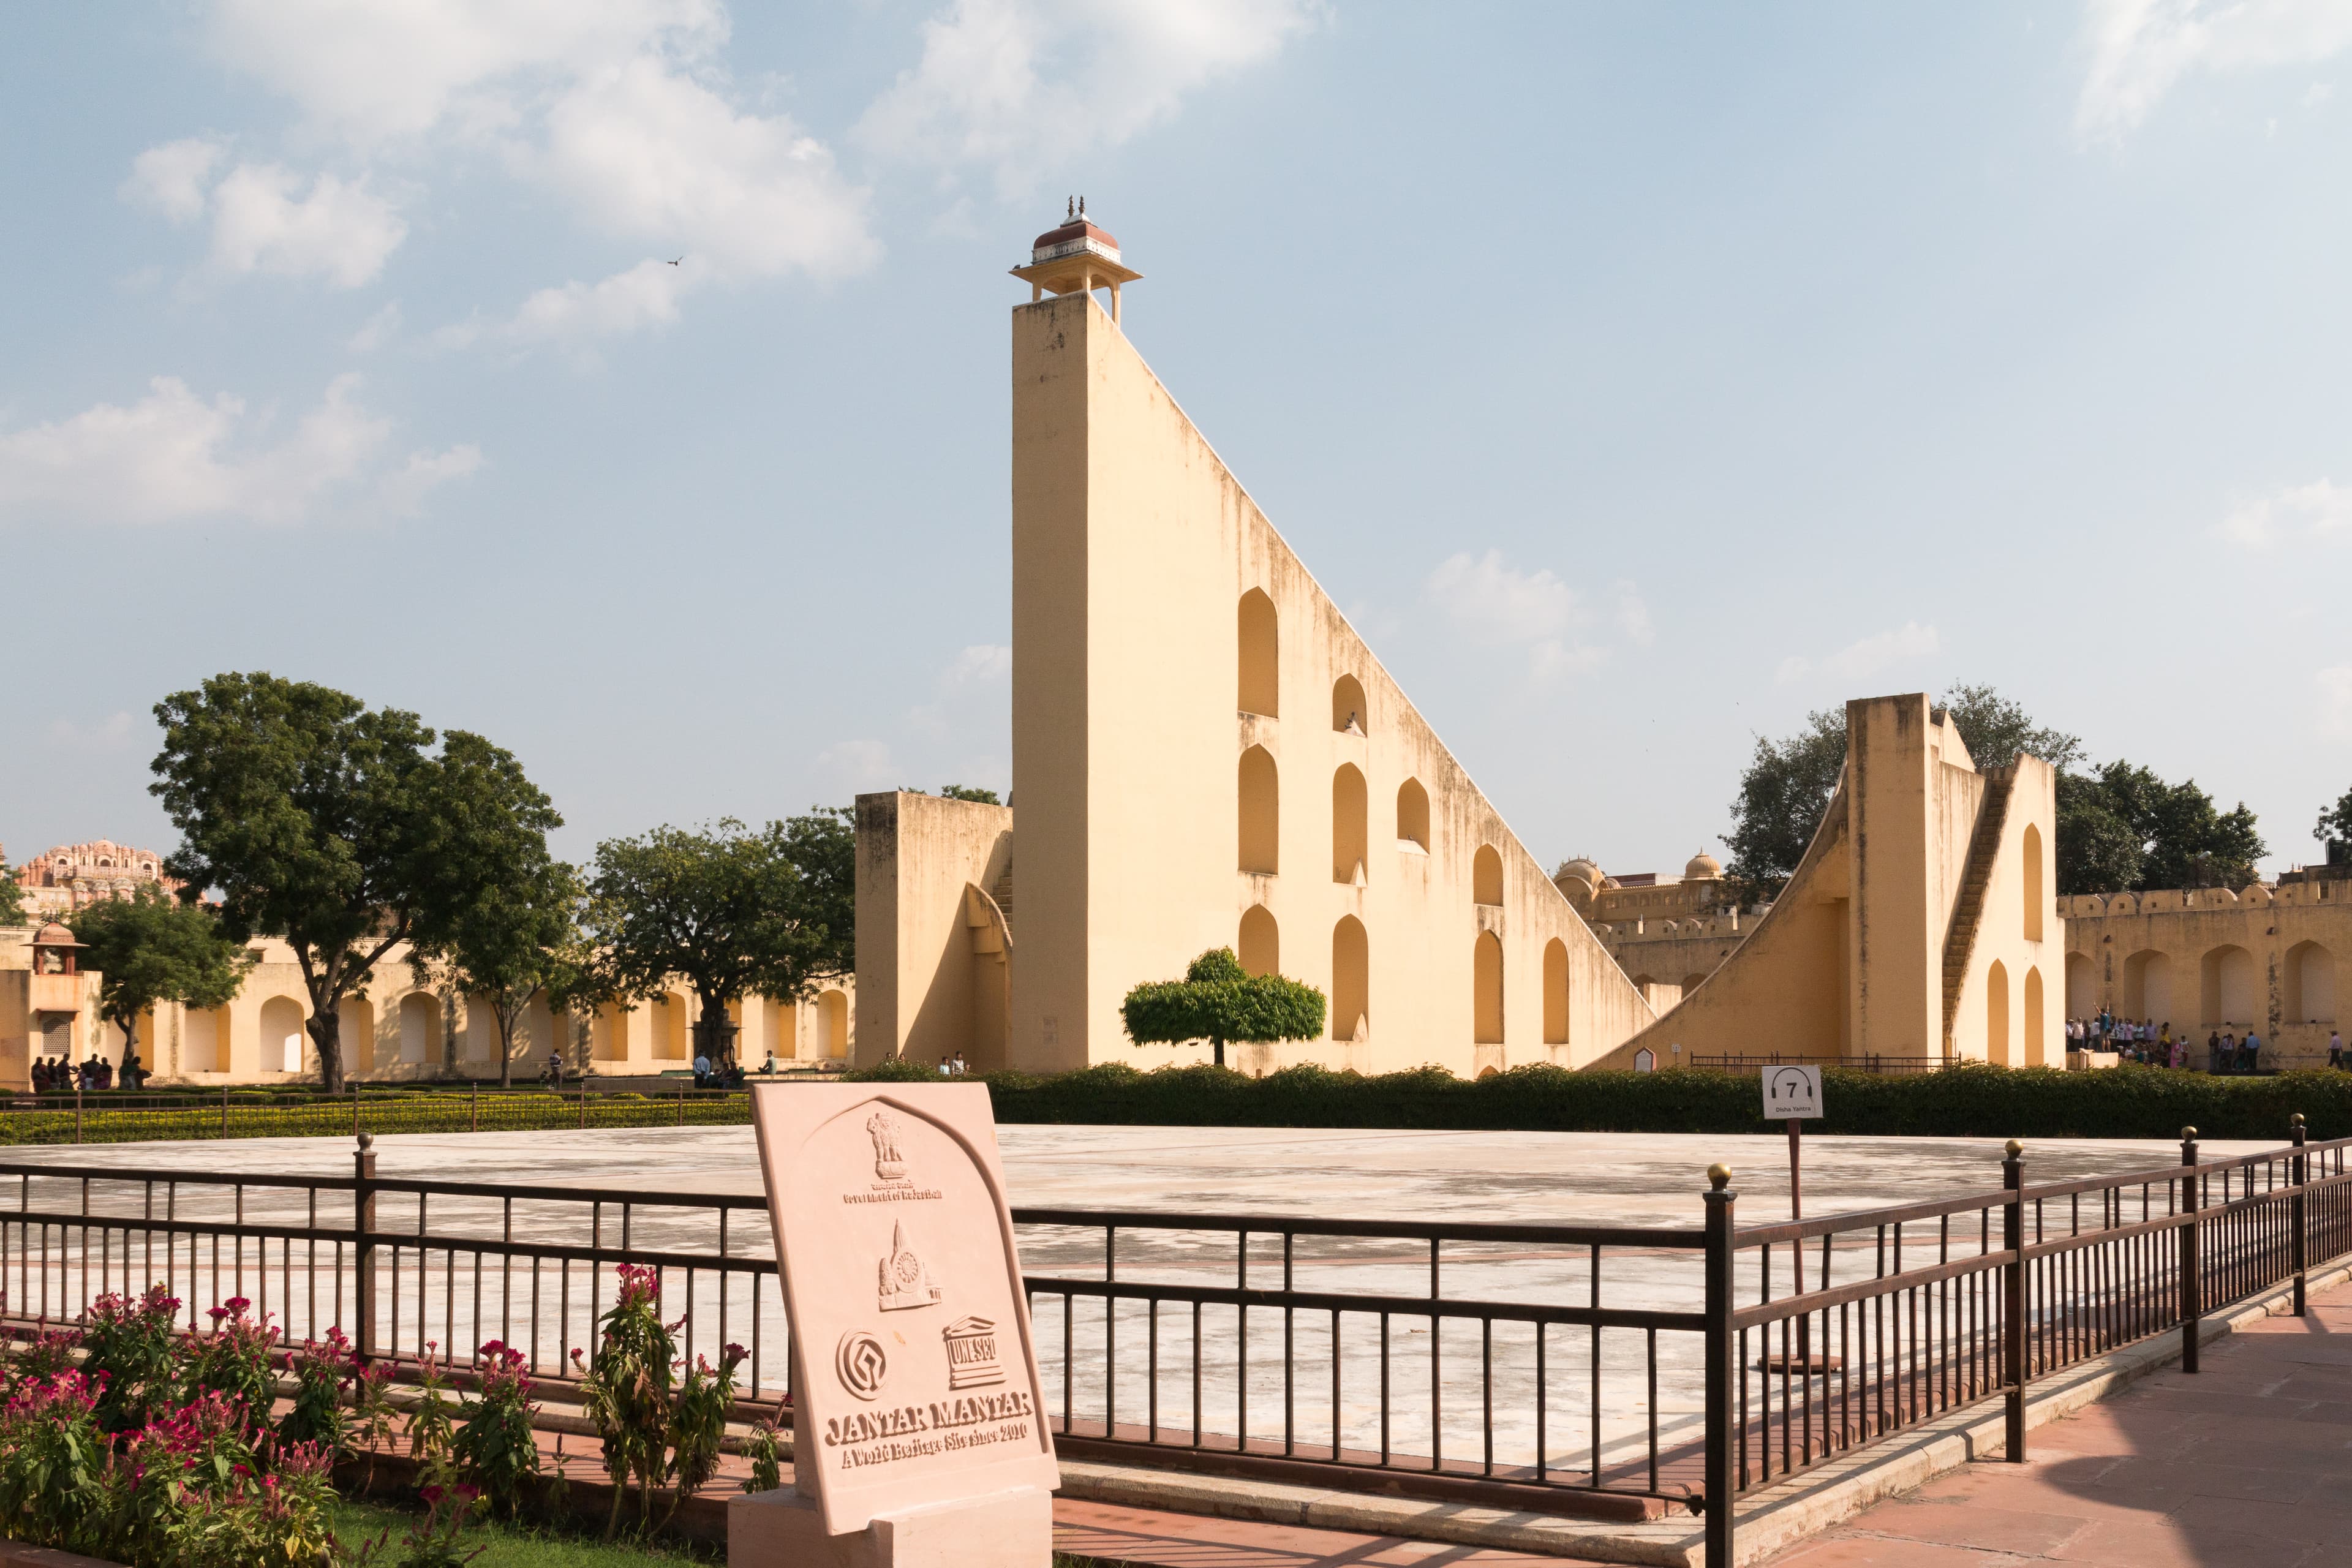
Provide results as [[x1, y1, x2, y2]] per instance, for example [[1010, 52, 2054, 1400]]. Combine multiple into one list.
[[2004, 1139, 2023, 1158], [2181, 1126, 2197, 1142], [357, 1132, 374, 1150], [2293, 1112, 2305, 1127], [1706, 1163, 1732, 1189]]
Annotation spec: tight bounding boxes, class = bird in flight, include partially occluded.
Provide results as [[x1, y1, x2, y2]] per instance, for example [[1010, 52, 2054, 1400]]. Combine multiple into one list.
[[666, 255, 684, 266]]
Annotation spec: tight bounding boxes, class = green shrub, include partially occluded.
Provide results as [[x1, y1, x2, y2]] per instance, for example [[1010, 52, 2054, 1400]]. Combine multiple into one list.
[[450, 1340, 540, 1520]]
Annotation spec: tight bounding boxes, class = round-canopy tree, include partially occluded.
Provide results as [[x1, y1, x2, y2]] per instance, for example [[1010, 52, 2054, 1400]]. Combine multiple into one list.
[[1120, 948, 1327, 1069], [149, 673, 561, 1093], [65, 884, 257, 1077], [581, 812, 855, 1070]]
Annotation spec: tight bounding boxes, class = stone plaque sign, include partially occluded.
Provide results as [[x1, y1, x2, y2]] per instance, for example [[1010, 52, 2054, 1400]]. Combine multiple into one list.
[[751, 1084, 1058, 1534]]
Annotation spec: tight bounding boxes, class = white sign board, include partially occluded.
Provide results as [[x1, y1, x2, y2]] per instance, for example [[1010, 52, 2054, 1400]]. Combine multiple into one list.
[[1762, 1065, 1823, 1121], [750, 1084, 1058, 1534]]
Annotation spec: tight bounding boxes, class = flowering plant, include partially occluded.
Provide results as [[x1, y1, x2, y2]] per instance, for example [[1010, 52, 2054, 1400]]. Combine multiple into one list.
[[665, 1343, 746, 1522], [181, 1297, 279, 1431], [83, 1284, 184, 1434], [450, 1339, 541, 1520], [277, 1325, 358, 1457], [575, 1262, 676, 1537]]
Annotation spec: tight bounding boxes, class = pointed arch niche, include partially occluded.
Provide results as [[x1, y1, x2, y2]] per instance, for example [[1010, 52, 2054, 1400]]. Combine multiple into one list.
[[1472, 845, 1503, 907], [1238, 747, 1279, 874], [1396, 779, 1430, 854], [1332, 674, 1367, 734], [1542, 938, 1569, 1046], [2022, 824, 2045, 942], [1474, 932, 1504, 1045], [1238, 590, 1278, 717], [1332, 764, 1368, 883], [1331, 917, 1368, 1043], [1239, 906, 1279, 977]]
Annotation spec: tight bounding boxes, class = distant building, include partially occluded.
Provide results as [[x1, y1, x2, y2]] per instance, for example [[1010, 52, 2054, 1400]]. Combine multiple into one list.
[[11, 839, 185, 916]]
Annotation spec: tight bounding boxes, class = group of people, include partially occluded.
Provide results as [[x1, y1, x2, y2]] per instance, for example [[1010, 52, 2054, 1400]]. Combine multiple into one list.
[[2067, 1011, 2352, 1073], [29, 1051, 146, 1092], [690, 1053, 749, 1090], [935, 1052, 972, 1076]]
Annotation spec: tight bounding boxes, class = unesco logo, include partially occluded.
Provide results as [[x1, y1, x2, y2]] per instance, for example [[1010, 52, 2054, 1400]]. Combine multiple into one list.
[[835, 1330, 889, 1401]]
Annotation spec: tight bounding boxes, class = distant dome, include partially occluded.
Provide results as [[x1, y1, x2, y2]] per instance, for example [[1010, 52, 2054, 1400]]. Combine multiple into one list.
[[1684, 851, 1723, 881], [32, 922, 80, 946], [1555, 858, 1601, 888]]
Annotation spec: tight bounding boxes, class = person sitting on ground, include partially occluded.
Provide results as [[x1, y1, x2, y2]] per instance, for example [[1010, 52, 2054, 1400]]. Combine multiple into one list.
[[759, 1052, 777, 1075], [96, 1057, 113, 1090]]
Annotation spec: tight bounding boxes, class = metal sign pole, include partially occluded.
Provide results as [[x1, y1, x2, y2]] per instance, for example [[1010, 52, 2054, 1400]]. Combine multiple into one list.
[[1787, 1116, 1802, 1219]]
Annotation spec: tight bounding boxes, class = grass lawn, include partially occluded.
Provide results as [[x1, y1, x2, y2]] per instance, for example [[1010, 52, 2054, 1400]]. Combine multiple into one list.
[[326, 1496, 1118, 1566]]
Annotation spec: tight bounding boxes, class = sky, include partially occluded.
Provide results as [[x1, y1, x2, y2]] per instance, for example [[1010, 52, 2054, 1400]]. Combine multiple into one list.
[[4, 1, 2351, 879]]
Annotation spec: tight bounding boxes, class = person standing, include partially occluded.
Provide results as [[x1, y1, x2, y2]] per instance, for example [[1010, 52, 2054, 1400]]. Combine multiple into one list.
[[2208, 1030, 2223, 1073], [2242, 1029, 2261, 1074], [2332, 1030, 2345, 1069]]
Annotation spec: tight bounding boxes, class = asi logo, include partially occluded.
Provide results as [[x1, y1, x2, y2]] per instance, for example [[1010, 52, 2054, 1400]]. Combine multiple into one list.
[[835, 1330, 890, 1401]]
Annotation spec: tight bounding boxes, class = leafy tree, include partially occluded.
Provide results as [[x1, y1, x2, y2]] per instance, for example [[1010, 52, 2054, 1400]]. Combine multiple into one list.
[[1938, 684, 2084, 773], [939, 784, 1001, 804], [410, 858, 585, 1088], [149, 673, 562, 1093], [1722, 707, 1847, 902], [2316, 786, 2352, 862], [2055, 760, 2264, 895], [65, 885, 257, 1072], [1120, 947, 1327, 1069], [0, 874, 26, 928], [582, 812, 854, 1068]]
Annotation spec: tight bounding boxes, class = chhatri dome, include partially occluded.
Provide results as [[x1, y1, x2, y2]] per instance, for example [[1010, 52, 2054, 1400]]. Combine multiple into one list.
[[1011, 196, 1142, 324], [1555, 858, 1601, 889], [1684, 851, 1724, 881]]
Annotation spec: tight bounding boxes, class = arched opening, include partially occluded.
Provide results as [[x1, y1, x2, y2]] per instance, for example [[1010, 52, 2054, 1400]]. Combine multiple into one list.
[[1986, 959, 2011, 1066], [2286, 941, 2335, 1023], [341, 997, 375, 1076], [1237, 590, 1278, 717], [1396, 778, 1430, 854], [2201, 946, 2256, 1026], [399, 993, 440, 1066], [1681, 973, 1706, 993], [134, 1008, 159, 1071], [1332, 764, 1368, 884], [1238, 746, 1279, 875], [2024, 967, 2045, 1066], [1474, 931, 1504, 1044], [1633, 1048, 1656, 1073], [183, 1006, 222, 1074], [1238, 906, 1279, 977], [1330, 916, 1368, 1042], [464, 993, 502, 1063], [2065, 951, 2096, 1017], [593, 1001, 632, 1061], [2122, 950, 2173, 1022], [652, 992, 690, 1060], [1331, 674, 1367, 735], [260, 996, 306, 1074], [2021, 823, 2045, 943], [820, 989, 850, 1058], [1476, 1065, 1498, 1080], [1542, 938, 1569, 1045], [1472, 845, 1503, 907]]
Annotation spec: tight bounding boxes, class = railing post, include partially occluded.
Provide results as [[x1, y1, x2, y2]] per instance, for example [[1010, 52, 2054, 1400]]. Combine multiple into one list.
[[74, 1084, 83, 1145], [2179, 1126, 2200, 1374], [2002, 1139, 2026, 1461], [470, 1078, 479, 1134], [221, 1084, 229, 1139], [353, 1133, 379, 1360], [1703, 1163, 1736, 1567], [2291, 1112, 2309, 1316]]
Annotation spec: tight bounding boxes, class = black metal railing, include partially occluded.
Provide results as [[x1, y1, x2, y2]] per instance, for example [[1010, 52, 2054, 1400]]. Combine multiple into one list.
[[5, 1118, 2352, 1565], [1687, 1054, 1950, 1075]]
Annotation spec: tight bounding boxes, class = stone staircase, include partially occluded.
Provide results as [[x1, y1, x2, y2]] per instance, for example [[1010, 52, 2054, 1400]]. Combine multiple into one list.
[[992, 862, 1014, 937], [1940, 767, 2015, 1052]]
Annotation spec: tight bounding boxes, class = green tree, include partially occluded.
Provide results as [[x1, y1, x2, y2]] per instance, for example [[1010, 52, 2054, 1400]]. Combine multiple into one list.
[[2315, 786, 2352, 861], [410, 857, 584, 1088], [0, 874, 26, 928], [1120, 947, 1327, 1069], [1722, 706, 1847, 902], [64, 885, 257, 1074], [2054, 761, 2265, 894], [939, 784, 1000, 804], [1938, 683, 2084, 772], [582, 812, 854, 1068], [149, 673, 562, 1093]]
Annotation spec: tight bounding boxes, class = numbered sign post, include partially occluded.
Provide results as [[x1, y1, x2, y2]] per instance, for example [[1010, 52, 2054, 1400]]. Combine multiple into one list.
[[1762, 1066, 1823, 1219]]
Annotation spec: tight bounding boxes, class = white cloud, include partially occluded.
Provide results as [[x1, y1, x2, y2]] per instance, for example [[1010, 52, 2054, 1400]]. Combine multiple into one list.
[[2078, 0, 2352, 142], [2322, 665, 2352, 736], [47, 712, 137, 750], [0, 374, 481, 527], [208, 164, 408, 287], [124, 140, 407, 288], [817, 739, 899, 793], [945, 644, 1012, 684], [1424, 549, 1605, 679], [858, 0, 1321, 191], [2218, 477, 2352, 545], [1612, 580, 1654, 647], [124, 137, 227, 222], [349, 301, 404, 352], [905, 644, 1014, 740], [1776, 622, 1942, 687], [439, 260, 695, 352]]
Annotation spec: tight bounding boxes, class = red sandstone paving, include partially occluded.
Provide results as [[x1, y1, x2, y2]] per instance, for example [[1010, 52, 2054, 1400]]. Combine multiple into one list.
[[1766, 1274, 2352, 1568]]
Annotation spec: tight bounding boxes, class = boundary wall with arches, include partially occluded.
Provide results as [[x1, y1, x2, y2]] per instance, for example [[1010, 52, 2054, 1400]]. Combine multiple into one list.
[[1, 927, 853, 1088], [2060, 876, 2348, 1066]]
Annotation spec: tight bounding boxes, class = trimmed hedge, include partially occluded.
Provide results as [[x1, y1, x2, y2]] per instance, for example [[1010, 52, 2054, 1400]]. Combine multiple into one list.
[[852, 1058, 2352, 1143], [0, 1090, 752, 1147]]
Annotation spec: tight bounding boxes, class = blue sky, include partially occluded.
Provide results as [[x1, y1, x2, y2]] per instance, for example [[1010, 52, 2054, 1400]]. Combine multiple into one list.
[[4, 2, 2350, 878]]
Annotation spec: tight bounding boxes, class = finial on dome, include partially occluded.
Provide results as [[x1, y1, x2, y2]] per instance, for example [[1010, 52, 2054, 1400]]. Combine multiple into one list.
[[1013, 201, 1141, 324]]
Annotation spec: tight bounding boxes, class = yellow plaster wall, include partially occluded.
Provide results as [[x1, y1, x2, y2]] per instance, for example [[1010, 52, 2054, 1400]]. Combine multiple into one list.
[[853, 791, 1014, 1069], [1008, 292, 1653, 1074]]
